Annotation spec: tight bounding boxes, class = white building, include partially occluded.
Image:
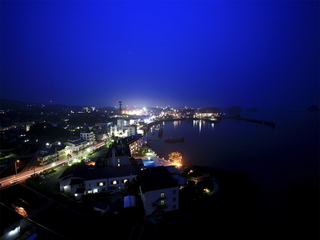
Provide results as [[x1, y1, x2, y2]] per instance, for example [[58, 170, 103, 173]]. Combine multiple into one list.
[[109, 122, 137, 137], [117, 119, 127, 128], [80, 131, 95, 145], [84, 165, 139, 195], [139, 166, 179, 220], [125, 126, 136, 136], [59, 163, 88, 196], [65, 137, 87, 152], [59, 164, 140, 201]]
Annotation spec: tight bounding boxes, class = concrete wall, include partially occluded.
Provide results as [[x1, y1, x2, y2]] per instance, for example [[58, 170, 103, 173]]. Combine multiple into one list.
[[142, 187, 179, 216]]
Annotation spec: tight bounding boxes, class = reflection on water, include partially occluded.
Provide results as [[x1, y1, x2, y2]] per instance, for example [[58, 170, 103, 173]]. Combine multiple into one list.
[[192, 120, 201, 132], [173, 120, 181, 129], [12, 204, 28, 217], [148, 111, 319, 192], [11, 197, 33, 217]]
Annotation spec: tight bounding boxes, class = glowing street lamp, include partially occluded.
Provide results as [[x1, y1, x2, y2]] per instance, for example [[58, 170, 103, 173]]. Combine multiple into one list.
[[176, 163, 182, 168]]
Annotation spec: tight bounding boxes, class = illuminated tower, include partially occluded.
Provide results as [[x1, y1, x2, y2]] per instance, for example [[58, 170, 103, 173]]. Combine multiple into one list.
[[119, 101, 122, 115]]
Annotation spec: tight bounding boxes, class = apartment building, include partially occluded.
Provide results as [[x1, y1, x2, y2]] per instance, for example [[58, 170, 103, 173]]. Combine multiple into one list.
[[65, 137, 87, 152], [80, 131, 95, 145], [59, 164, 140, 201], [139, 166, 179, 220]]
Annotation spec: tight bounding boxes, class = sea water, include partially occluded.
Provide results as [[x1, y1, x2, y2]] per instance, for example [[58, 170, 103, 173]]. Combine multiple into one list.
[[147, 110, 319, 219]]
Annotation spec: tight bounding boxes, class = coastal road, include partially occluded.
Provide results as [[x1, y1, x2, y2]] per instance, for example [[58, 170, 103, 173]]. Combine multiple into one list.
[[0, 142, 105, 189], [0, 157, 67, 188]]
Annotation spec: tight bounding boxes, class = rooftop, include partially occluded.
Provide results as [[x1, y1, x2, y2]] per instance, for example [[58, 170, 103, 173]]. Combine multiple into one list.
[[139, 166, 179, 193], [59, 163, 89, 180], [67, 137, 87, 145], [85, 165, 140, 180]]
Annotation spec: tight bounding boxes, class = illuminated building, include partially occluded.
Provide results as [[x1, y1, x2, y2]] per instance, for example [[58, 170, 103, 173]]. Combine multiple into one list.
[[59, 164, 140, 200], [65, 137, 87, 152], [80, 131, 96, 146], [139, 166, 179, 220]]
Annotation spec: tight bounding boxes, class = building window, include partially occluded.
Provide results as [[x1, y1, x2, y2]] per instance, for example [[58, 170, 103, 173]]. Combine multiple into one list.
[[173, 190, 177, 194], [160, 192, 165, 198], [160, 200, 165, 206], [173, 198, 176, 202], [87, 190, 92, 194]]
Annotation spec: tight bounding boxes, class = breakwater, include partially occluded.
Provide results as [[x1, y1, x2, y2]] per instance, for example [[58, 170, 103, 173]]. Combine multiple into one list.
[[221, 115, 276, 127]]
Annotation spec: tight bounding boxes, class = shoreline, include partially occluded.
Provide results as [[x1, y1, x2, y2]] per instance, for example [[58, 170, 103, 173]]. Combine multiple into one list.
[[147, 115, 276, 129], [221, 115, 276, 127]]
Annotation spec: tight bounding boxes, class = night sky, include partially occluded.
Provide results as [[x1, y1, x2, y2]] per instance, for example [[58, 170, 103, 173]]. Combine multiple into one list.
[[1, 1, 319, 109]]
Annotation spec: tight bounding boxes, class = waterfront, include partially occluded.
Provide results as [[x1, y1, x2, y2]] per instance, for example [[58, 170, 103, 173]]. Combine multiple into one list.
[[147, 110, 319, 235]]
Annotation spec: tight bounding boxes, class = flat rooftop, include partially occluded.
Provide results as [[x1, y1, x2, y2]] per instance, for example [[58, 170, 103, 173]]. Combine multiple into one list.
[[139, 166, 179, 193]]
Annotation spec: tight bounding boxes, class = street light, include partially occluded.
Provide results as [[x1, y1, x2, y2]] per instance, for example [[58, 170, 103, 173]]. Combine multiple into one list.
[[15, 160, 20, 175]]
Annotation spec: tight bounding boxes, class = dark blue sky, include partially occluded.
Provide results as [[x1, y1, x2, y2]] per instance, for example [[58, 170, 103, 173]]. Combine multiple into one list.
[[1, 1, 319, 109]]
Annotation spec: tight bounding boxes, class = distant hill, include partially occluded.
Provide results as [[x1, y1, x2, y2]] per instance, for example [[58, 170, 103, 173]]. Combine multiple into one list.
[[198, 107, 221, 113], [244, 107, 258, 112], [0, 99, 70, 110], [307, 105, 319, 112], [0, 99, 114, 110], [0, 99, 36, 110], [225, 106, 242, 115]]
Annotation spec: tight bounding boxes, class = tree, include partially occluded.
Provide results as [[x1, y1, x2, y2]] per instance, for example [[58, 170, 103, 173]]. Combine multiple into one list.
[[125, 177, 139, 195], [168, 151, 182, 165]]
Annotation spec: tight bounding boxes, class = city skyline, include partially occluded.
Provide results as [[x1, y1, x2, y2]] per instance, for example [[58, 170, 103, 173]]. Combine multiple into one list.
[[1, 1, 319, 110]]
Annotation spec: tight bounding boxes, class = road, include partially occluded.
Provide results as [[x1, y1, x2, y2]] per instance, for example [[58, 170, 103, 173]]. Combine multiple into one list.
[[0, 142, 105, 189], [0, 156, 67, 188]]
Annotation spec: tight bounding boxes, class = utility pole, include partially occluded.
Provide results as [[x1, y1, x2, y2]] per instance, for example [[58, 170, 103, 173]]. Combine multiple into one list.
[[33, 158, 36, 176], [15, 160, 19, 176], [55, 147, 57, 163]]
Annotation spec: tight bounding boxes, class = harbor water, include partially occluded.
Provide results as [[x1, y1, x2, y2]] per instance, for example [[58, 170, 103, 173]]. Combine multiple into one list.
[[147, 110, 319, 222]]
